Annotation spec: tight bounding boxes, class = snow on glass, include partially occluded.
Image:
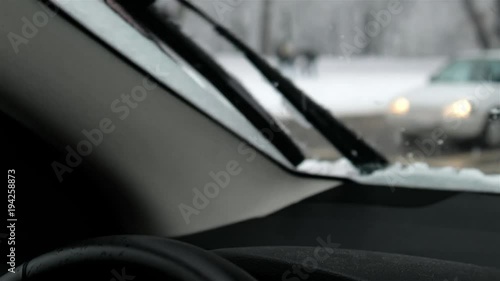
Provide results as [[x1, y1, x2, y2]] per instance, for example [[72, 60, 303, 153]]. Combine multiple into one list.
[[299, 159, 500, 194]]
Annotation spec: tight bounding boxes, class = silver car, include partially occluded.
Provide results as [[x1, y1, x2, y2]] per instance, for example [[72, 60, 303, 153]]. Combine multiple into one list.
[[387, 52, 500, 147]]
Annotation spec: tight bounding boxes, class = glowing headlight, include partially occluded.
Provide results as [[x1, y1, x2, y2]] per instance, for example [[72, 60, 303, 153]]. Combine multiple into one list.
[[390, 97, 410, 115], [443, 99, 473, 118]]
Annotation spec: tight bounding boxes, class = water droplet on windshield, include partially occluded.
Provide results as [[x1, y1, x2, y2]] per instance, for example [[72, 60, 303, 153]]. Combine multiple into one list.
[[351, 150, 358, 157]]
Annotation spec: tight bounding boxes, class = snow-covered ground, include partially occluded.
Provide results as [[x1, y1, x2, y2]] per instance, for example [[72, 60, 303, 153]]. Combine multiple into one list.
[[299, 159, 500, 194], [216, 55, 446, 117]]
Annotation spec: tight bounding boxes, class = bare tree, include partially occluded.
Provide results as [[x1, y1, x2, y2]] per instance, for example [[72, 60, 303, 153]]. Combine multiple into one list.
[[495, 0, 500, 41], [463, 0, 491, 49], [361, 10, 375, 55], [260, 0, 273, 54]]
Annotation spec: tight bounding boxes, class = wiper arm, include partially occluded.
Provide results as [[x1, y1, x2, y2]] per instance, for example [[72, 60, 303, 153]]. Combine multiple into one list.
[[174, 0, 389, 173]]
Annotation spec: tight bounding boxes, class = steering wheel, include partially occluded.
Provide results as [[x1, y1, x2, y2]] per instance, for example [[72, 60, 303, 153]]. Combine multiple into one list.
[[0, 236, 257, 281]]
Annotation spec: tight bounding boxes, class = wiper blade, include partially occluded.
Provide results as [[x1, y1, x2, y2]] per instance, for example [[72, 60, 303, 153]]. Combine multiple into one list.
[[175, 0, 389, 173], [112, 0, 305, 166]]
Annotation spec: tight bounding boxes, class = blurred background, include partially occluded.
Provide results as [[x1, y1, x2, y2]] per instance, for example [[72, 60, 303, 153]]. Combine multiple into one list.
[[153, 0, 500, 174]]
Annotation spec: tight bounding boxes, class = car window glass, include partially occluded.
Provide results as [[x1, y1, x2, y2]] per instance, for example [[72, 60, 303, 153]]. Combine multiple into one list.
[[54, 0, 500, 188], [471, 61, 490, 81], [434, 61, 475, 82], [152, 1, 500, 182], [486, 61, 500, 82]]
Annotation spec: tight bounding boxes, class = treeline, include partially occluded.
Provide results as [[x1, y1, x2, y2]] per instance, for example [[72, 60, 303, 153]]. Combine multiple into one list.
[[156, 0, 500, 56]]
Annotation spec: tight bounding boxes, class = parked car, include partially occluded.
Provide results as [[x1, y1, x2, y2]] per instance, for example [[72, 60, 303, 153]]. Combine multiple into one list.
[[387, 53, 500, 147]]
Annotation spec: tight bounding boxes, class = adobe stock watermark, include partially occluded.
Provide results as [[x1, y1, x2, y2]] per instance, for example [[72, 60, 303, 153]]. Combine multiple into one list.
[[178, 122, 285, 224], [282, 235, 340, 281], [212, 0, 244, 22], [51, 66, 169, 182], [339, 0, 403, 61], [6, 1, 65, 54]]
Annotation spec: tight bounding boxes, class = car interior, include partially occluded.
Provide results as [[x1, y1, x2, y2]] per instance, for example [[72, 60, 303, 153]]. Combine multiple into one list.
[[1, 0, 500, 280]]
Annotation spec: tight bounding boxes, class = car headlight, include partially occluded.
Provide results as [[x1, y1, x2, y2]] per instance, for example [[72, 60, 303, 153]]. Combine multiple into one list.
[[390, 97, 410, 115], [443, 99, 473, 118]]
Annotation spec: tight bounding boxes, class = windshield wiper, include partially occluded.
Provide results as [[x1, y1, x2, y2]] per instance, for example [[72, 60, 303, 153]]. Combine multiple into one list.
[[173, 0, 389, 174], [115, 0, 388, 174], [111, 0, 305, 166]]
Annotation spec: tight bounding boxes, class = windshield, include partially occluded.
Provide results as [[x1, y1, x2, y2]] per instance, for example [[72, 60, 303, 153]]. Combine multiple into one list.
[[61, 0, 500, 192], [150, 1, 500, 188]]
